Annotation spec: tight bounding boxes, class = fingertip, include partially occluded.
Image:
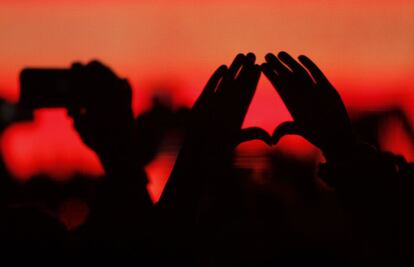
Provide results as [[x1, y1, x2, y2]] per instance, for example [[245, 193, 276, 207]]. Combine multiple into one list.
[[298, 55, 310, 63], [298, 55, 317, 71], [278, 51, 289, 58], [230, 53, 246, 68], [226, 53, 246, 78], [279, 52, 297, 65], [246, 52, 256, 63], [218, 64, 228, 71], [85, 60, 101, 72], [235, 53, 246, 60], [88, 59, 102, 66], [265, 53, 275, 61], [71, 62, 83, 69], [213, 65, 228, 78]]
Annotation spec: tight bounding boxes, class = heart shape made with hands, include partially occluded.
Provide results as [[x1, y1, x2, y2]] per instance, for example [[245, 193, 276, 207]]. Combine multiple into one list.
[[238, 120, 299, 147]]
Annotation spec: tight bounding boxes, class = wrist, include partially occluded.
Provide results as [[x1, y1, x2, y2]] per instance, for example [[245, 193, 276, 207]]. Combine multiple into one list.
[[321, 135, 371, 163], [318, 143, 397, 190]]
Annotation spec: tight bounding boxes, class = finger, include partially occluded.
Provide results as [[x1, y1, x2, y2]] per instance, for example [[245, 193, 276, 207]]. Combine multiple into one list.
[[234, 62, 261, 112], [238, 127, 272, 146], [262, 62, 295, 104], [205, 65, 228, 93], [86, 60, 107, 72], [71, 62, 84, 70], [69, 61, 84, 100], [227, 53, 246, 79], [237, 53, 258, 97], [278, 52, 313, 82], [237, 53, 256, 79], [261, 63, 281, 88], [244, 52, 256, 66], [192, 65, 227, 111], [242, 63, 261, 101], [298, 55, 330, 85], [272, 121, 302, 145], [67, 64, 83, 116], [250, 64, 262, 88], [218, 54, 245, 92], [262, 62, 304, 117], [265, 53, 291, 76], [226, 63, 261, 128], [86, 60, 118, 78], [83, 61, 121, 105], [235, 52, 256, 82]]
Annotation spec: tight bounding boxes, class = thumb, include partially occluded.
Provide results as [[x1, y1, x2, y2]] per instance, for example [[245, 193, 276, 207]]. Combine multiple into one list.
[[237, 127, 272, 146], [272, 121, 302, 145]]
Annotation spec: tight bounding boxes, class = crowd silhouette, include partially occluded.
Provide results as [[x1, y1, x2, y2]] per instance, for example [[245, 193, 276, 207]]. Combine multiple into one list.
[[0, 52, 413, 266]]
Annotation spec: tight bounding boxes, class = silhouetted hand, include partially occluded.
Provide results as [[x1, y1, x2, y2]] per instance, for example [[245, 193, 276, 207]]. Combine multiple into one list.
[[160, 53, 263, 202], [262, 52, 356, 162], [68, 61, 136, 173], [187, 53, 267, 154], [68, 61, 152, 248], [156, 54, 262, 265], [159, 53, 262, 207]]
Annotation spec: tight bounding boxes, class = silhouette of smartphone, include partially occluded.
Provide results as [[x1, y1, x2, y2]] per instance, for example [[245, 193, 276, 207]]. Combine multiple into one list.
[[19, 68, 73, 109]]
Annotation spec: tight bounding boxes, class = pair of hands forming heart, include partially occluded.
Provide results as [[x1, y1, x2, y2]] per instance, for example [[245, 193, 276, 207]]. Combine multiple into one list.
[[191, 52, 356, 163]]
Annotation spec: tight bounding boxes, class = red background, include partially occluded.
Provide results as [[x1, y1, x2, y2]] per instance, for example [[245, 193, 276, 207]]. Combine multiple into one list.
[[1, 0, 414, 201]]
